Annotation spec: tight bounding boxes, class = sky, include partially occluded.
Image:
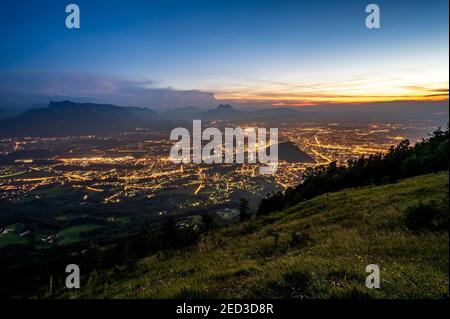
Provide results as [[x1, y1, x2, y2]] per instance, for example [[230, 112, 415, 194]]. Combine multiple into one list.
[[0, 0, 448, 109]]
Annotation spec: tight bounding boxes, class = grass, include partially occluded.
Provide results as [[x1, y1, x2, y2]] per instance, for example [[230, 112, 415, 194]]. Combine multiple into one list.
[[58, 224, 100, 245], [0, 223, 101, 248], [0, 232, 31, 248], [0, 223, 30, 247], [64, 171, 449, 299]]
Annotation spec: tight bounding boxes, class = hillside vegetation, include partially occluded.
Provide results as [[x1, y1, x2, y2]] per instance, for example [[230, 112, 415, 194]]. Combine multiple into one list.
[[258, 127, 449, 215], [64, 171, 449, 299]]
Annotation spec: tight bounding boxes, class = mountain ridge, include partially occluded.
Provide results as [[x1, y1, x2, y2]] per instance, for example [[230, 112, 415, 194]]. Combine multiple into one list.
[[0, 101, 162, 137], [0, 101, 303, 137]]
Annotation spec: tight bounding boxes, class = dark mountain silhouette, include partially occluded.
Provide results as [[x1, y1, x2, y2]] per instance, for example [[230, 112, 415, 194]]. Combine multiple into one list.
[[201, 104, 304, 121], [162, 106, 205, 120], [3, 101, 444, 137], [0, 108, 25, 120], [0, 101, 307, 137], [251, 107, 300, 119], [125, 106, 162, 120], [9, 100, 446, 135], [199, 101, 448, 125], [275, 141, 315, 163], [0, 101, 162, 137], [202, 104, 246, 121]]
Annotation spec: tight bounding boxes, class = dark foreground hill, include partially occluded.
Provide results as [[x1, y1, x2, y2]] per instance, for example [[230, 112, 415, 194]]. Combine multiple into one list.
[[0, 101, 163, 137], [277, 141, 315, 163], [62, 171, 448, 299]]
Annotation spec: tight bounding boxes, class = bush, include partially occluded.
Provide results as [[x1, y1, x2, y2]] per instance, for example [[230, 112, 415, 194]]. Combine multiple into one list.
[[201, 214, 214, 231], [283, 270, 311, 295], [254, 241, 286, 258], [259, 270, 311, 298], [239, 198, 251, 221], [290, 231, 311, 247], [405, 202, 448, 232]]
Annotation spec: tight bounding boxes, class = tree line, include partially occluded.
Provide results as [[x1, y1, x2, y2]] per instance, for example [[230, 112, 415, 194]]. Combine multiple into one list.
[[257, 127, 449, 215]]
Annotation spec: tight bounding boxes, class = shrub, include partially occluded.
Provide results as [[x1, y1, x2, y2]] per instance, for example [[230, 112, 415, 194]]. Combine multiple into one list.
[[290, 231, 311, 247], [239, 198, 251, 221], [201, 214, 214, 231], [254, 241, 285, 258], [265, 229, 280, 245], [283, 270, 311, 295], [404, 201, 448, 232]]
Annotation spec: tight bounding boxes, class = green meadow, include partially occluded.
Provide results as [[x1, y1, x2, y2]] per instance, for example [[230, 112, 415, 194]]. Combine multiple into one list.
[[65, 171, 449, 299]]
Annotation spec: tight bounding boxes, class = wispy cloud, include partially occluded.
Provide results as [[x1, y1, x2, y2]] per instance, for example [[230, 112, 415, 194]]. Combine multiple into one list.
[[211, 72, 449, 106]]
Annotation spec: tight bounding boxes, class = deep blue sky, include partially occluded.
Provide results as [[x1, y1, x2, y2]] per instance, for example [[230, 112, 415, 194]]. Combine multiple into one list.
[[0, 0, 448, 109]]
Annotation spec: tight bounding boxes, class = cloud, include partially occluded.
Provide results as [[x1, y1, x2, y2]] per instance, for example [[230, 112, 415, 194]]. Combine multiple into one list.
[[0, 71, 217, 109]]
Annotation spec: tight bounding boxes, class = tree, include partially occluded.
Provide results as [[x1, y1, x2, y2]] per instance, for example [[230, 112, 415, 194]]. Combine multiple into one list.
[[161, 216, 178, 247], [257, 127, 449, 216], [201, 214, 214, 231], [239, 198, 251, 221]]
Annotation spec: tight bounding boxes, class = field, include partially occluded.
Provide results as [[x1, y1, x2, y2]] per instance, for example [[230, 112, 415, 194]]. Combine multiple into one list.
[[63, 171, 449, 299], [57, 224, 100, 245], [0, 223, 31, 248]]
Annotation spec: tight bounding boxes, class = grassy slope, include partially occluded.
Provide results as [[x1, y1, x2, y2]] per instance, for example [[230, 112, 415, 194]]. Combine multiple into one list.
[[69, 172, 449, 299]]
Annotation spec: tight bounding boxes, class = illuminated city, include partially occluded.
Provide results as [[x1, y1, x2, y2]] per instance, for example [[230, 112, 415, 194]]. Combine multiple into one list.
[[0, 121, 437, 208], [0, 0, 448, 301]]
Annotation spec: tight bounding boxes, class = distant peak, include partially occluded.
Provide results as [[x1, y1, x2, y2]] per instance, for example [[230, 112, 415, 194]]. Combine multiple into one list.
[[47, 101, 93, 110], [176, 106, 199, 111], [216, 104, 233, 109], [48, 100, 75, 108]]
